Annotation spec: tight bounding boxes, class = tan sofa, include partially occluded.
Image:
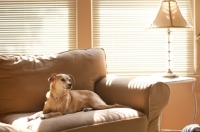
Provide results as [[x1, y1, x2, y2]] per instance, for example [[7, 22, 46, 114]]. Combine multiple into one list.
[[0, 48, 170, 132]]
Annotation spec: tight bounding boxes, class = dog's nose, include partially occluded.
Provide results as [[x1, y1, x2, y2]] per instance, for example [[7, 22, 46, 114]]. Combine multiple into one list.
[[68, 83, 72, 88]]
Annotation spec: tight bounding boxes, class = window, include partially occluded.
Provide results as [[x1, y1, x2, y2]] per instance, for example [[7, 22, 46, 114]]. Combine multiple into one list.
[[93, 0, 194, 76], [0, 0, 76, 55]]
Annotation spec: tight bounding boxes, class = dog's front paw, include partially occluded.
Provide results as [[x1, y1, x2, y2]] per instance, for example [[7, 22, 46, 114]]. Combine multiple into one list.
[[83, 108, 88, 112], [40, 114, 46, 119], [27, 115, 37, 122], [83, 108, 93, 112], [40, 114, 51, 119], [27, 117, 33, 122]]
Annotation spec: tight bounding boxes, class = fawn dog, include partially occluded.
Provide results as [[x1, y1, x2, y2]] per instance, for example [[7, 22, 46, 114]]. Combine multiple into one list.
[[28, 73, 125, 121]]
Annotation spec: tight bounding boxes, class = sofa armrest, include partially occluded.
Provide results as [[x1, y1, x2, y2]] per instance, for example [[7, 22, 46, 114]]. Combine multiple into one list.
[[94, 75, 170, 132]]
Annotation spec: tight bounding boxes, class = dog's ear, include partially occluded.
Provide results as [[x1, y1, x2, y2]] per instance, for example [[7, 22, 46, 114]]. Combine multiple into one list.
[[68, 74, 75, 83], [48, 73, 56, 82]]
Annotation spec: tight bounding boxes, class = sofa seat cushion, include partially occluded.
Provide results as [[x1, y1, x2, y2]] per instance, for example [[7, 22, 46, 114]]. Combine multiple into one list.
[[0, 122, 31, 132], [0, 108, 147, 132]]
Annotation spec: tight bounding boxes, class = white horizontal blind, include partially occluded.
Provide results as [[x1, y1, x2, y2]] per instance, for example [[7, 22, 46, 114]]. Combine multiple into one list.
[[93, 0, 194, 76], [0, 0, 76, 55]]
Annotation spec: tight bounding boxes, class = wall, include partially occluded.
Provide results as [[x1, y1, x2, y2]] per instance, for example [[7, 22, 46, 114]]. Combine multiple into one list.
[[77, 0, 92, 49], [76, 0, 200, 130], [194, 76, 200, 124]]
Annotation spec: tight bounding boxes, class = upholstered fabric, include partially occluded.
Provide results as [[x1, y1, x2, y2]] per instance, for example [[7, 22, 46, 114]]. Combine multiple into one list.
[[95, 75, 170, 132], [0, 122, 31, 132], [0, 48, 107, 116], [0, 108, 147, 132]]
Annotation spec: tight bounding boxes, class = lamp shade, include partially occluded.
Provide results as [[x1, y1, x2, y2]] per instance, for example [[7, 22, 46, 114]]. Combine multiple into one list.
[[145, 0, 193, 31]]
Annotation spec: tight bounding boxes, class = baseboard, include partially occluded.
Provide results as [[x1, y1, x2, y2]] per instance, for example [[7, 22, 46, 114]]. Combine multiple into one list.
[[161, 130, 181, 132], [161, 129, 181, 132]]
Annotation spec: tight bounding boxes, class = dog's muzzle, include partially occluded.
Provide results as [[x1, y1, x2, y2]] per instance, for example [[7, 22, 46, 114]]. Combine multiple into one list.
[[68, 83, 73, 89]]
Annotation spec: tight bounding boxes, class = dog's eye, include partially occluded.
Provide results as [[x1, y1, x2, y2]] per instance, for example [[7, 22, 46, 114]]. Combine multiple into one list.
[[61, 78, 65, 82]]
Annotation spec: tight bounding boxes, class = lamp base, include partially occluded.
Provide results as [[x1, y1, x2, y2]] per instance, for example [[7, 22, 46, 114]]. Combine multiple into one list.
[[163, 69, 179, 78]]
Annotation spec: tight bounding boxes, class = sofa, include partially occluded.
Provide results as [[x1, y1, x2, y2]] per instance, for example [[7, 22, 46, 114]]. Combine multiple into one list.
[[0, 48, 170, 132]]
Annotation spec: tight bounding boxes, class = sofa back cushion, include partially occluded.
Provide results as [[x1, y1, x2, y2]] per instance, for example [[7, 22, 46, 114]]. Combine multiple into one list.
[[0, 48, 107, 116]]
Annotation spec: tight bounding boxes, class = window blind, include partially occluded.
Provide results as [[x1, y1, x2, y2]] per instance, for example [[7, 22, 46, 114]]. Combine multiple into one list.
[[0, 0, 76, 55], [93, 0, 194, 76]]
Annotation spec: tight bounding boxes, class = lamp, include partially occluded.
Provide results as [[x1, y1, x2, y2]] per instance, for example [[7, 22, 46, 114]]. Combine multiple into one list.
[[145, 0, 193, 78]]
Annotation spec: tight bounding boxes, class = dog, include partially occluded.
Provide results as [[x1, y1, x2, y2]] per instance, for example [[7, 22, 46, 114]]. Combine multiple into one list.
[[27, 73, 127, 121]]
